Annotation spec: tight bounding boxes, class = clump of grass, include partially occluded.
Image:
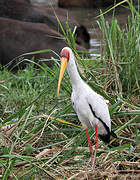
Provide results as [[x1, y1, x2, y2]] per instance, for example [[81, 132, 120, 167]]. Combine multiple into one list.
[[0, 0, 140, 179], [98, 0, 140, 98]]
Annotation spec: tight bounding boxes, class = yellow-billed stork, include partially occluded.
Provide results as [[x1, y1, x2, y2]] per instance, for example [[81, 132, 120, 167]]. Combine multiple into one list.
[[57, 47, 117, 169]]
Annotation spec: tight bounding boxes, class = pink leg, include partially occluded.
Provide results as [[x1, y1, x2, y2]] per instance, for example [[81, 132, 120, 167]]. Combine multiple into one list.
[[85, 128, 94, 169], [93, 125, 98, 169], [85, 125, 98, 170]]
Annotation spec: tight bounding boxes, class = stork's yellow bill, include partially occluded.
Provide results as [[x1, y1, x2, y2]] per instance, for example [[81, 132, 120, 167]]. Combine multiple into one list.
[[57, 49, 70, 96]]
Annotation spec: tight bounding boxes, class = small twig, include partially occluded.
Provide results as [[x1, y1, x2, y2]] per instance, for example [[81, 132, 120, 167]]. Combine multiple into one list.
[[118, 169, 140, 173], [1, 132, 13, 144], [20, 129, 42, 147], [32, 109, 58, 146], [7, 124, 18, 138], [0, 80, 6, 84], [68, 171, 87, 180]]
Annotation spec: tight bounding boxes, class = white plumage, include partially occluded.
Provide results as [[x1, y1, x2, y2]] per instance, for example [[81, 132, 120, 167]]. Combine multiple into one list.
[[57, 47, 117, 169], [71, 82, 111, 135]]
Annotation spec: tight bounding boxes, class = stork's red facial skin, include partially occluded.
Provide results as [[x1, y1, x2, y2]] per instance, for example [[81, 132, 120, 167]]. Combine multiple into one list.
[[60, 49, 70, 61]]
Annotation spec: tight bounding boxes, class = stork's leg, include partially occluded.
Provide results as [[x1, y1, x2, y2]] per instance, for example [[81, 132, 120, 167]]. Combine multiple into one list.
[[85, 125, 98, 170], [93, 125, 98, 169], [85, 128, 94, 169]]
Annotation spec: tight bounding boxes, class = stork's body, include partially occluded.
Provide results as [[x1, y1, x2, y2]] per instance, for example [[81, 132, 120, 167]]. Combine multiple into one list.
[[57, 47, 117, 169], [71, 81, 111, 137]]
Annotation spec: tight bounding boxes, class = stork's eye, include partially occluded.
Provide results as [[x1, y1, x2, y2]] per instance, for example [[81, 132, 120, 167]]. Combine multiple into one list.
[[60, 49, 70, 61]]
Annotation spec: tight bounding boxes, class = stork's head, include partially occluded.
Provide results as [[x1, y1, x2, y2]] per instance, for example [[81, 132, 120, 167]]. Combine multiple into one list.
[[57, 47, 72, 96]]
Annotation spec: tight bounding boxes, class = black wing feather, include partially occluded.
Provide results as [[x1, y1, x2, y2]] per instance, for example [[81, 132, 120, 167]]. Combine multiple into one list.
[[89, 104, 117, 143]]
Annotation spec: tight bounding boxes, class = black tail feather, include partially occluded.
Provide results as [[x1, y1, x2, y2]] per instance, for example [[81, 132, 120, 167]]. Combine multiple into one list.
[[111, 130, 117, 138], [99, 130, 117, 143], [99, 133, 110, 143]]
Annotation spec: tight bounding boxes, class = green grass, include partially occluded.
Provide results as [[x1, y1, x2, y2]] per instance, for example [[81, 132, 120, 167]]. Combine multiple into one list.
[[0, 0, 140, 179], [98, 2, 140, 98]]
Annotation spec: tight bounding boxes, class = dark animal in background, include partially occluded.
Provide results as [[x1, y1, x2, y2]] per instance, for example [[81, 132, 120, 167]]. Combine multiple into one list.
[[0, 0, 90, 69]]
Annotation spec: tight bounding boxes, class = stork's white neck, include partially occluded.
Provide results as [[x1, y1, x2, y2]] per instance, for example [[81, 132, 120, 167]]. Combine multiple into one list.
[[67, 53, 83, 90]]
